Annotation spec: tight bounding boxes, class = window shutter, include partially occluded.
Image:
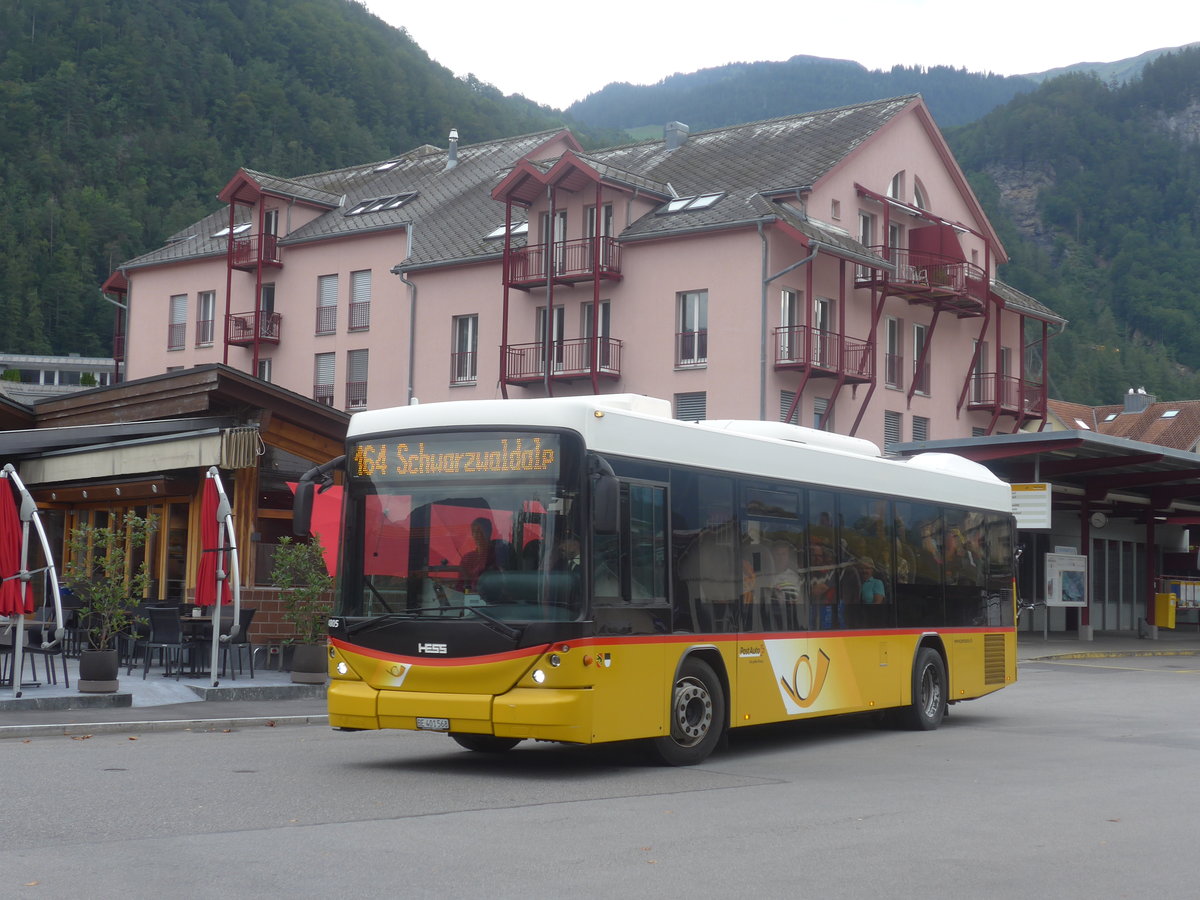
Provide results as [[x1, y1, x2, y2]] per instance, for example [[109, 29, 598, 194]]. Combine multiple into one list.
[[674, 392, 707, 422]]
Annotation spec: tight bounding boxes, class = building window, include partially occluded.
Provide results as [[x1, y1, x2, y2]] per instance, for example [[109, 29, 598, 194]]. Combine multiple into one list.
[[913, 179, 929, 210], [884, 410, 902, 449], [195, 291, 215, 346], [535, 305, 565, 371], [347, 349, 368, 409], [349, 269, 371, 331], [912, 415, 929, 442], [780, 390, 799, 425], [257, 358, 272, 383], [779, 289, 800, 362], [316, 274, 338, 335], [912, 323, 930, 395], [451, 315, 478, 385], [314, 352, 335, 406], [659, 193, 723, 214], [830, 199, 841, 221], [676, 290, 708, 367], [887, 171, 904, 201], [885, 317, 903, 388], [814, 397, 829, 430], [675, 392, 707, 422], [168, 294, 187, 350], [582, 300, 613, 370], [971, 340, 988, 403], [813, 297, 833, 367]]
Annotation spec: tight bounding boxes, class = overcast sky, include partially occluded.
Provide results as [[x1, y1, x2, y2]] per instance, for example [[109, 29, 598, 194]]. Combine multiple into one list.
[[363, 0, 1196, 110]]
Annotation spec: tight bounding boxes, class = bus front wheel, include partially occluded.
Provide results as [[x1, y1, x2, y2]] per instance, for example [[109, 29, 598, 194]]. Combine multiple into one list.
[[897, 647, 947, 731], [650, 657, 725, 766], [450, 734, 522, 753]]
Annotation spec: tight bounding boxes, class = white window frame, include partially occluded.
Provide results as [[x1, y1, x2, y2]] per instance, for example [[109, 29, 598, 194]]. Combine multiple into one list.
[[676, 290, 708, 367], [316, 274, 338, 335], [452, 314, 479, 385]]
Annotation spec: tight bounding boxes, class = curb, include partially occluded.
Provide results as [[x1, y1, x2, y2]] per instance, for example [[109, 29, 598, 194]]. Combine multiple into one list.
[[0, 713, 330, 741], [1024, 648, 1200, 661]]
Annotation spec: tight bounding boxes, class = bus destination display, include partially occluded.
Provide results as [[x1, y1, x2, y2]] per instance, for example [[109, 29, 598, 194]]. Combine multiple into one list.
[[352, 433, 559, 481]]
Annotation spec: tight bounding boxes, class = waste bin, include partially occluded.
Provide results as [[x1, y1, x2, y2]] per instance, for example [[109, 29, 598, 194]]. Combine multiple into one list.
[[1154, 592, 1177, 629]]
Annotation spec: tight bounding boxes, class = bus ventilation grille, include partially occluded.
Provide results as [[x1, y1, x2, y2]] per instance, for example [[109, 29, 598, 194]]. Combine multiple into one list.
[[983, 633, 1007, 685]]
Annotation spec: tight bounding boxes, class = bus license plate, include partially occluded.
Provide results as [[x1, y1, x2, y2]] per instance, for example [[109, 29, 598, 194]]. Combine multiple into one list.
[[416, 717, 450, 731]]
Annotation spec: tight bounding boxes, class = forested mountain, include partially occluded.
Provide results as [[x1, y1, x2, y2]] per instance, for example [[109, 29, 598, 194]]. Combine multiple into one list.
[[947, 47, 1200, 404], [567, 56, 1038, 132], [0, 0, 570, 358], [2, 0, 1199, 408]]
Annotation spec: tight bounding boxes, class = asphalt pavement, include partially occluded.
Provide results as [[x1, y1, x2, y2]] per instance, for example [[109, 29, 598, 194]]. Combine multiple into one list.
[[2, 627, 1198, 740]]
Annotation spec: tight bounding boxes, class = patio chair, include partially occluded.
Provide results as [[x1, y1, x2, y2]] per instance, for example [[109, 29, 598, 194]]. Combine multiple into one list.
[[135, 606, 197, 679], [219, 607, 257, 679]]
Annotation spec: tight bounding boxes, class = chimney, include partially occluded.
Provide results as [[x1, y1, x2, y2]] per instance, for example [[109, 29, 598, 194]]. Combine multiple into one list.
[[445, 128, 459, 170], [1123, 386, 1156, 414], [664, 121, 689, 150]]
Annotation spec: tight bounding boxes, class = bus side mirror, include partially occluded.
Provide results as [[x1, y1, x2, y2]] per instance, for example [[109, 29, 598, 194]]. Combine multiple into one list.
[[593, 472, 619, 535], [293, 481, 314, 536], [294, 455, 344, 537]]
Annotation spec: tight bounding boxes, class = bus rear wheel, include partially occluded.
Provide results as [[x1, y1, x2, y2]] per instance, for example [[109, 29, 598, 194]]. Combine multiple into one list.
[[897, 647, 947, 731], [450, 734, 522, 753], [650, 658, 725, 766]]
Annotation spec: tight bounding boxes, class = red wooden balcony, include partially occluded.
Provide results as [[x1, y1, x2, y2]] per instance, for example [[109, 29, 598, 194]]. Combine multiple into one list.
[[856, 247, 986, 317], [503, 337, 622, 384], [506, 237, 621, 289], [966, 373, 1046, 417], [230, 233, 282, 271], [226, 311, 282, 347], [774, 326, 874, 384]]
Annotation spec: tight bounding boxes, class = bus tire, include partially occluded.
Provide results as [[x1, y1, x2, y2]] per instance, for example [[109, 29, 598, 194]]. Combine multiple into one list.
[[650, 657, 725, 766], [898, 646, 947, 731], [450, 734, 522, 753]]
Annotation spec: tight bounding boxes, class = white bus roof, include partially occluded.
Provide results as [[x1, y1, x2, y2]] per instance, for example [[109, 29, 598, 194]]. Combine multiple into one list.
[[348, 395, 1011, 513]]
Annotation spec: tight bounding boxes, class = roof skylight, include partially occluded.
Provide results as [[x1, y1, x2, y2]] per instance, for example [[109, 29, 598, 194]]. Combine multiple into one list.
[[213, 223, 252, 238], [660, 193, 724, 214], [345, 192, 417, 216], [486, 221, 529, 239], [1161, 409, 1180, 418]]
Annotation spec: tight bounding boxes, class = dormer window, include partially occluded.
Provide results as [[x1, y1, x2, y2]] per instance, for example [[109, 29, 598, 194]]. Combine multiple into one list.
[[345, 192, 417, 216], [486, 221, 529, 240], [659, 193, 723, 214], [213, 223, 252, 238]]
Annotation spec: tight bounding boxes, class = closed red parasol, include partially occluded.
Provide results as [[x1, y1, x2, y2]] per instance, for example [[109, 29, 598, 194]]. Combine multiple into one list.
[[195, 468, 240, 686], [0, 475, 29, 616]]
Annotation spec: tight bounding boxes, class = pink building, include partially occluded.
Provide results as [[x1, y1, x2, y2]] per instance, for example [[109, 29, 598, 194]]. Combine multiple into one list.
[[108, 96, 1064, 448]]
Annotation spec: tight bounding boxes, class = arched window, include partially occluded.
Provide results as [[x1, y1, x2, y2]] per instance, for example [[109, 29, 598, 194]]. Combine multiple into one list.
[[913, 179, 929, 210], [887, 171, 904, 201]]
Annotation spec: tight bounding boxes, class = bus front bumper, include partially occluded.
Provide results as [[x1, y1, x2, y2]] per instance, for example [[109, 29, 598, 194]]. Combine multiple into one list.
[[329, 681, 594, 743]]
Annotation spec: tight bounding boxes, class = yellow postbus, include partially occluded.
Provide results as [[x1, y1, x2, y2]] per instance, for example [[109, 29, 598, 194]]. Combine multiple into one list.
[[295, 394, 1015, 765]]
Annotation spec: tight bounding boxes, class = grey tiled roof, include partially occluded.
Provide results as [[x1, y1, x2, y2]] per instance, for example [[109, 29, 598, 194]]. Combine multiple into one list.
[[990, 279, 1066, 324], [121, 130, 566, 271]]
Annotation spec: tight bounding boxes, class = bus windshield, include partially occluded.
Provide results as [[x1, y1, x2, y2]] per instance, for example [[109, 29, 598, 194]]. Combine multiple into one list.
[[339, 431, 585, 623]]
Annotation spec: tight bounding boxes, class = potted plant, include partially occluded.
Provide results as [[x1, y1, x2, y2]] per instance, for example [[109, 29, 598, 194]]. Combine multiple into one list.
[[61, 511, 157, 693], [271, 535, 334, 684]]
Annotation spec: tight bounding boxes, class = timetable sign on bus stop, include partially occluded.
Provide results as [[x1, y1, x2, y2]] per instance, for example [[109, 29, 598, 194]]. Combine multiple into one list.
[[1011, 483, 1052, 530]]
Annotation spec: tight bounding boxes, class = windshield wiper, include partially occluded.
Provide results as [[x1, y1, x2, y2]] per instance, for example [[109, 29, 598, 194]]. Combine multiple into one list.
[[416, 603, 522, 640]]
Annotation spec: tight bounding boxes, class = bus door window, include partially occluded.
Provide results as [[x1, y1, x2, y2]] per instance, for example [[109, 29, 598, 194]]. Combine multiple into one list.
[[671, 471, 736, 633], [839, 494, 894, 628], [808, 490, 843, 629], [984, 512, 1015, 627], [740, 484, 804, 632], [894, 501, 945, 626]]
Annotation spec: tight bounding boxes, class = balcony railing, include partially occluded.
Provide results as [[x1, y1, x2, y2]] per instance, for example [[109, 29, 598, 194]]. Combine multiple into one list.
[[676, 330, 708, 368], [450, 351, 477, 385], [167, 322, 186, 351], [313, 384, 334, 406], [968, 373, 1046, 416], [348, 300, 370, 331], [226, 310, 282, 346], [856, 247, 986, 315], [315, 305, 337, 335], [507, 237, 621, 288], [774, 326, 874, 382], [195, 318, 215, 346], [230, 233, 282, 270], [346, 381, 368, 409], [504, 337, 622, 384]]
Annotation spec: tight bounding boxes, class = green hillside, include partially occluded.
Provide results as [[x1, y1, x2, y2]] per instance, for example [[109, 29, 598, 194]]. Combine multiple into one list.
[[0, 0, 568, 357]]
